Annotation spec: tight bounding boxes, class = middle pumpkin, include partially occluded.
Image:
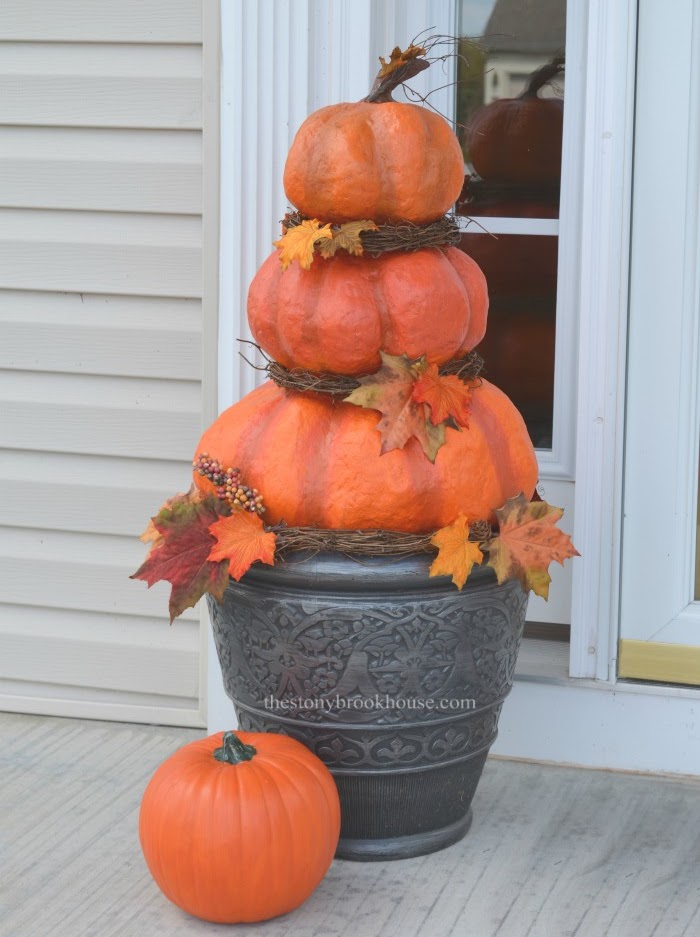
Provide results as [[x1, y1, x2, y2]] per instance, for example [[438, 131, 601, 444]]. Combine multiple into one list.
[[248, 246, 488, 376]]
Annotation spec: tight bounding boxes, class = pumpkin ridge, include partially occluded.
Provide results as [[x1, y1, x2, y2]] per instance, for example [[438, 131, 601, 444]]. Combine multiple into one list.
[[273, 261, 307, 367], [182, 759, 222, 914], [245, 759, 290, 918], [412, 110, 439, 219], [298, 394, 336, 526], [370, 254, 395, 356], [445, 248, 489, 355], [369, 104, 399, 221], [260, 750, 342, 842], [472, 382, 532, 502], [298, 265, 324, 362], [442, 249, 475, 351]]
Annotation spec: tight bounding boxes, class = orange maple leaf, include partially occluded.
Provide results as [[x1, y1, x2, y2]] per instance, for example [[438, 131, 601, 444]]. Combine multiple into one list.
[[273, 219, 333, 271], [208, 510, 277, 581], [411, 364, 473, 427], [343, 351, 446, 462], [429, 513, 484, 590], [486, 493, 580, 599]]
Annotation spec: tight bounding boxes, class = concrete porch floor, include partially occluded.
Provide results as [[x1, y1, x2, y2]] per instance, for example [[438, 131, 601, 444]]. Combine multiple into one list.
[[1, 712, 699, 937]]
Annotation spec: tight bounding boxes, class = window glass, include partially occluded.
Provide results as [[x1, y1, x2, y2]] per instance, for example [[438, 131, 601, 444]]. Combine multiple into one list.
[[456, 0, 566, 449], [456, 0, 566, 217], [462, 232, 557, 448]]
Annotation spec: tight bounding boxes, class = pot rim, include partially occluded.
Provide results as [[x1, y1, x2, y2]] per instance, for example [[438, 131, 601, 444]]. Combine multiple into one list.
[[222, 551, 502, 595]]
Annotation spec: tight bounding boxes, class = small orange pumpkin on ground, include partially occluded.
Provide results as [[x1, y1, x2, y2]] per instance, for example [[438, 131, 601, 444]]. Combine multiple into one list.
[[283, 46, 464, 224], [249, 247, 488, 375], [193, 380, 538, 533], [139, 730, 341, 924]]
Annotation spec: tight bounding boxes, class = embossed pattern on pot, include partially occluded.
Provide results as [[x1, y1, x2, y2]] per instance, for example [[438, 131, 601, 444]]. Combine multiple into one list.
[[208, 554, 527, 860]]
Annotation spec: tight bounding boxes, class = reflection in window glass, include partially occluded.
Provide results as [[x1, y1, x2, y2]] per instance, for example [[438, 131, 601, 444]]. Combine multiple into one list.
[[456, 0, 566, 216], [456, 1, 566, 449], [461, 231, 557, 448]]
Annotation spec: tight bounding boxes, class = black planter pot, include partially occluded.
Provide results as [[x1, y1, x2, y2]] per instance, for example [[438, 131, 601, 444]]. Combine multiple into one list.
[[207, 553, 527, 861]]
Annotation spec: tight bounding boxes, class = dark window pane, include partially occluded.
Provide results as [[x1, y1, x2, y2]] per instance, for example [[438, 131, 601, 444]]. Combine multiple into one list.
[[461, 231, 557, 448], [456, 0, 566, 218]]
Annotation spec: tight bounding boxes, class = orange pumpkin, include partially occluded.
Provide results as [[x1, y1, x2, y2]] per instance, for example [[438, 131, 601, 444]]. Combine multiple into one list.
[[466, 59, 564, 186], [248, 247, 488, 375], [284, 100, 464, 224], [193, 381, 538, 533], [139, 730, 340, 924]]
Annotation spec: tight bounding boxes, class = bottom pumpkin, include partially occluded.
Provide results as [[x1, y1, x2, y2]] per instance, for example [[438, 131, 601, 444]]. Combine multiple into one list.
[[193, 379, 538, 532], [139, 729, 341, 923]]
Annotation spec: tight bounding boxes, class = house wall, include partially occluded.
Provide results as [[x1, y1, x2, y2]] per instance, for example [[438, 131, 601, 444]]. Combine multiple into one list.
[[0, 0, 211, 726]]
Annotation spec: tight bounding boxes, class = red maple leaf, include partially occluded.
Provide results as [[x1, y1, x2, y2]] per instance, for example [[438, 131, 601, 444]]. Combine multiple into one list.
[[411, 364, 473, 427], [208, 510, 277, 581], [131, 492, 230, 622]]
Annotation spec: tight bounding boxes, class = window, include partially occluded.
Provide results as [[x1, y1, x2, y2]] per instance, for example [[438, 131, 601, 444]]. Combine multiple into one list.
[[455, 0, 566, 449]]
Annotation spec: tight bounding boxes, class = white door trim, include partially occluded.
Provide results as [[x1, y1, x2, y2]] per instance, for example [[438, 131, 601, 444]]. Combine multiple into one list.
[[620, 0, 700, 648], [568, 0, 638, 679]]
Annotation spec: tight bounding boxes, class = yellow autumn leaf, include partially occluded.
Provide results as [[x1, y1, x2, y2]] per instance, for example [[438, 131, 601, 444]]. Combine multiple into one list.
[[429, 513, 484, 590], [273, 219, 333, 271]]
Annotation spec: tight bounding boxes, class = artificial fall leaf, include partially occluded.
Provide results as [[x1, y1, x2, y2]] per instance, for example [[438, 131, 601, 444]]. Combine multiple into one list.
[[139, 518, 160, 545], [273, 219, 333, 271], [138, 486, 204, 547], [208, 510, 277, 581], [131, 493, 229, 623], [486, 493, 580, 600], [378, 43, 427, 78], [343, 351, 446, 462], [411, 364, 473, 427], [317, 220, 379, 259], [429, 513, 484, 590]]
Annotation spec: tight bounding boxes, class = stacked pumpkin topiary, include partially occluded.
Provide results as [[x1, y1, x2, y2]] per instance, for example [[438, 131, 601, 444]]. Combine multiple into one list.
[[132, 44, 573, 619], [134, 44, 578, 917], [195, 48, 538, 538]]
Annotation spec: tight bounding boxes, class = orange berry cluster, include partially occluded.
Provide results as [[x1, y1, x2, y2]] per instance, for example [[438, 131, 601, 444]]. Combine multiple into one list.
[[193, 452, 265, 514]]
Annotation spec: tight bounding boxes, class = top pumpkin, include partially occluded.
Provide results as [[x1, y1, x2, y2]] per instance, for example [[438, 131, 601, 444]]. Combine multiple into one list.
[[283, 46, 465, 224]]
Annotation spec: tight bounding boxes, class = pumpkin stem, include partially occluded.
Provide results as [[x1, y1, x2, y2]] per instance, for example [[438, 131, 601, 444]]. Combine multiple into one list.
[[213, 730, 257, 765], [521, 55, 564, 99], [364, 43, 431, 103]]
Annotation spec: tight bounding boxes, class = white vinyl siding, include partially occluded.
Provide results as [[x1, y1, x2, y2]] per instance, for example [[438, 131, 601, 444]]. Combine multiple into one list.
[[0, 1, 208, 726]]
